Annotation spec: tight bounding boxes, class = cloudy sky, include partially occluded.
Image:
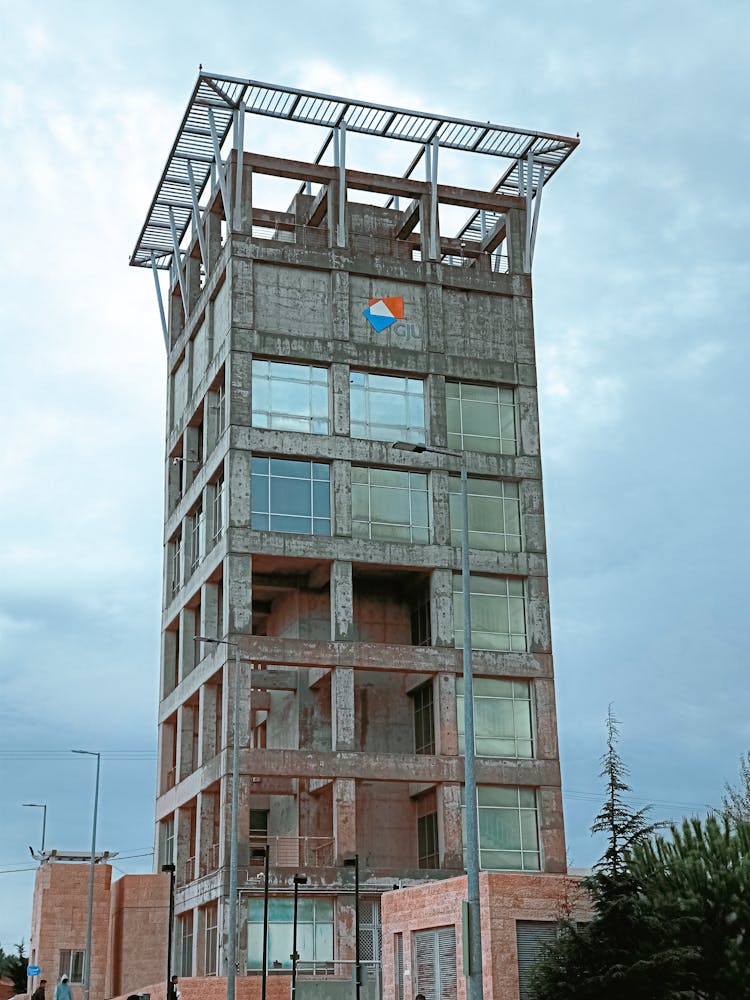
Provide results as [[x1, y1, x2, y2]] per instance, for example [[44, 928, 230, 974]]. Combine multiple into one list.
[[1, 0, 748, 950]]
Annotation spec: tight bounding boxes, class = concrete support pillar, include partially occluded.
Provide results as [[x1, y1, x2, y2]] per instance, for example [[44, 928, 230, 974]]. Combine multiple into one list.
[[178, 606, 197, 680], [438, 784, 463, 869], [333, 777, 357, 863], [331, 363, 350, 436], [539, 784, 566, 873], [186, 251, 201, 313], [520, 480, 546, 554], [227, 449, 251, 528], [331, 272, 350, 341], [175, 804, 194, 879], [162, 627, 178, 697], [227, 350, 252, 428], [331, 460, 351, 537], [202, 579, 220, 641], [232, 155, 253, 234], [168, 284, 184, 348], [205, 206, 223, 274], [331, 667, 355, 751], [526, 573, 551, 654], [517, 384, 541, 457], [230, 256, 254, 331], [196, 788, 217, 878], [426, 373, 447, 448], [429, 569, 454, 647], [425, 282, 444, 353], [436, 672, 458, 756], [506, 207, 525, 273], [199, 682, 219, 765], [430, 470, 451, 546], [184, 422, 203, 484], [330, 560, 354, 641], [177, 703, 196, 780], [226, 552, 252, 634]]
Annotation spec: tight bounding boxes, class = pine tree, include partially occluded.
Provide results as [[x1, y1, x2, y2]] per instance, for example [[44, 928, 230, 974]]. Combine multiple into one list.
[[721, 750, 750, 825], [591, 705, 661, 878]]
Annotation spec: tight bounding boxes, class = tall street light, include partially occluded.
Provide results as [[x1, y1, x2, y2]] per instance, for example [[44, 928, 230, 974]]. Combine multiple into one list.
[[392, 442, 484, 1000], [161, 862, 176, 998], [71, 750, 101, 1000], [290, 874, 307, 1000], [22, 803, 47, 853], [196, 636, 252, 1000], [343, 855, 360, 1000]]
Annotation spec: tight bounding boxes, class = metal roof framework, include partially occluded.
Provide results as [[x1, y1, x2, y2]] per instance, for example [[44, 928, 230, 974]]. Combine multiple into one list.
[[131, 71, 578, 274]]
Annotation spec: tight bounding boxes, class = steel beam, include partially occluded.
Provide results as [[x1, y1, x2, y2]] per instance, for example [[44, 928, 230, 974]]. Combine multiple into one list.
[[150, 252, 169, 350], [168, 208, 189, 317], [233, 102, 246, 232], [207, 108, 233, 225], [186, 161, 208, 271]]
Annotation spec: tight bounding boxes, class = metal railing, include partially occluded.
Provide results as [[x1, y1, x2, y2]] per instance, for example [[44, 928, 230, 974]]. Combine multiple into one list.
[[201, 842, 220, 876], [177, 855, 196, 886], [239, 836, 336, 872]]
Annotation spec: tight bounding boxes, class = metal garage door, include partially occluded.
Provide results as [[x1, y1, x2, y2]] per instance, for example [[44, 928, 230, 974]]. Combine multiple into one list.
[[413, 927, 457, 1000], [516, 921, 558, 1000]]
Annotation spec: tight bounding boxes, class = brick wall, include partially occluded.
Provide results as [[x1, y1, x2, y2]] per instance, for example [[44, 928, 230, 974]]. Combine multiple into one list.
[[108, 975, 292, 1000], [106, 875, 170, 998]]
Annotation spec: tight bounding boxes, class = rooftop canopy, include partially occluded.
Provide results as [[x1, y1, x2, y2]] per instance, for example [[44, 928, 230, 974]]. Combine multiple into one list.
[[131, 70, 579, 270]]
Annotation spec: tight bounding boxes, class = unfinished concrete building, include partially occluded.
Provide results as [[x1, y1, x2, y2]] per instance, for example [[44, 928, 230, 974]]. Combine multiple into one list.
[[130, 72, 578, 989]]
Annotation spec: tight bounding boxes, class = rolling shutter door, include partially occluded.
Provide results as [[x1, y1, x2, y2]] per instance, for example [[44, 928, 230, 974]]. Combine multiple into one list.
[[516, 921, 558, 1000], [414, 927, 457, 1000]]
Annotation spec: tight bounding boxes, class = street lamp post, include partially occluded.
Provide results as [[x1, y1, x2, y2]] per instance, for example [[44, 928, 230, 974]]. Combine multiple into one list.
[[196, 636, 252, 1000], [22, 803, 47, 853], [392, 442, 484, 1000], [343, 856, 360, 1000], [161, 863, 176, 998], [291, 874, 307, 1000], [71, 750, 101, 1000]]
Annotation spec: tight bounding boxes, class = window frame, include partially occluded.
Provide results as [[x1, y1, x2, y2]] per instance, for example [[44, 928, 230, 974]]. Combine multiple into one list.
[[58, 950, 85, 984], [453, 574, 527, 653], [251, 359, 330, 435], [349, 371, 426, 444], [448, 476, 523, 553], [411, 681, 436, 755], [456, 677, 535, 759], [351, 466, 430, 544], [445, 381, 518, 456], [251, 456, 332, 536], [463, 786, 541, 872]]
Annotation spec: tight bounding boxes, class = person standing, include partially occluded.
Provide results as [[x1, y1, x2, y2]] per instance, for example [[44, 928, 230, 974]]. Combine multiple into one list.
[[54, 976, 72, 1000], [167, 975, 180, 1000], [30, 980, 47, 1000]]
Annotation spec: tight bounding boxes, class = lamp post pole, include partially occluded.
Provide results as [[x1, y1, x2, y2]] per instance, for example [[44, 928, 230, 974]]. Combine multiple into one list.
[[391, 442, 484, 1000], [291, 874, 307, 1000], [162, 863, 176, 997], [72, 750, 101, 1000], [196, 636, 252, 1000], [22, 803, 47, 853], [261, 847, 270, 1000]]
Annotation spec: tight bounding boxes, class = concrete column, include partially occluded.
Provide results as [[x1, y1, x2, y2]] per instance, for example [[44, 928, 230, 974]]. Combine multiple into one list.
[[333, 777, 357, 863], [177, 703, 196, 780], [436, 672, 458, 756], [331, 667, 355, 751], [175, 805, 193, 879], [227, 349, 252, 427], [199, 682, 219, 765], [533, 677, 560, 761], [196, 789, 217, 878], [419, 195, 432, 261], [506, 207, 525, 273], [330, 560, 354, 641], [430, 470, 451, 546], [438, 784, 463, 869], [186, 250, 201, 314], [520, 479, 546, 554], [429, 569, 454, 647], [227, 449, 251, 528], [425, 283, 444, 354], [226, 552, 252, 634], [178, 606, 197, 680], [230, 256, 254, 332], [202, 579, 220, 640], [331, 460, 351, 537], [162, 627, 178, 697], [205, 206, 223, 275], [426, 373, 447, 449], [184, 422, 202, 482], [331, 363, 350, 436], [331, 271, 350, 341], [526, 574, 551, 654], [517, 384, 541, 457], [539, 785, 566, 873], [169, 284, 184, 348], [233, 155, 253, 234]]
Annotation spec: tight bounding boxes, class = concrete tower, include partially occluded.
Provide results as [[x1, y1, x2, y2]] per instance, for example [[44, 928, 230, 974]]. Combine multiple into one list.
[[131, 71, 578, 989]]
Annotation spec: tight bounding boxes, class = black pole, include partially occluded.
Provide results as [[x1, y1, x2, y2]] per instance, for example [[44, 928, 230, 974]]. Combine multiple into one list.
[[353, 855, 361, 1000], [162, 863, 176, 996], [261, 846, 269, 1000], [291, 875, 307, 1000]]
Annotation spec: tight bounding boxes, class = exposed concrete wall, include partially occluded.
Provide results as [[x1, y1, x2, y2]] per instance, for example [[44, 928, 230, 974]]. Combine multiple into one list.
[[106, 875, 169, 999]]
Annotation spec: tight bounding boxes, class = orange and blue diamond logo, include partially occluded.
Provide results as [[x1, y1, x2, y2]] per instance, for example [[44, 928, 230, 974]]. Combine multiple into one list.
[[363, 296, 405, 332]]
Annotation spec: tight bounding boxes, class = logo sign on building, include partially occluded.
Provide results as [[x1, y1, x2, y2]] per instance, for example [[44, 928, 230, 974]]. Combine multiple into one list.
[[27, 967, 41, 977], [363, 296, 404, 331]]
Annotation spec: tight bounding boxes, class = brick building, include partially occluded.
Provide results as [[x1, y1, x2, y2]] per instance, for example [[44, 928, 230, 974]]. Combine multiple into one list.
[[129, 71, 579, 996]]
